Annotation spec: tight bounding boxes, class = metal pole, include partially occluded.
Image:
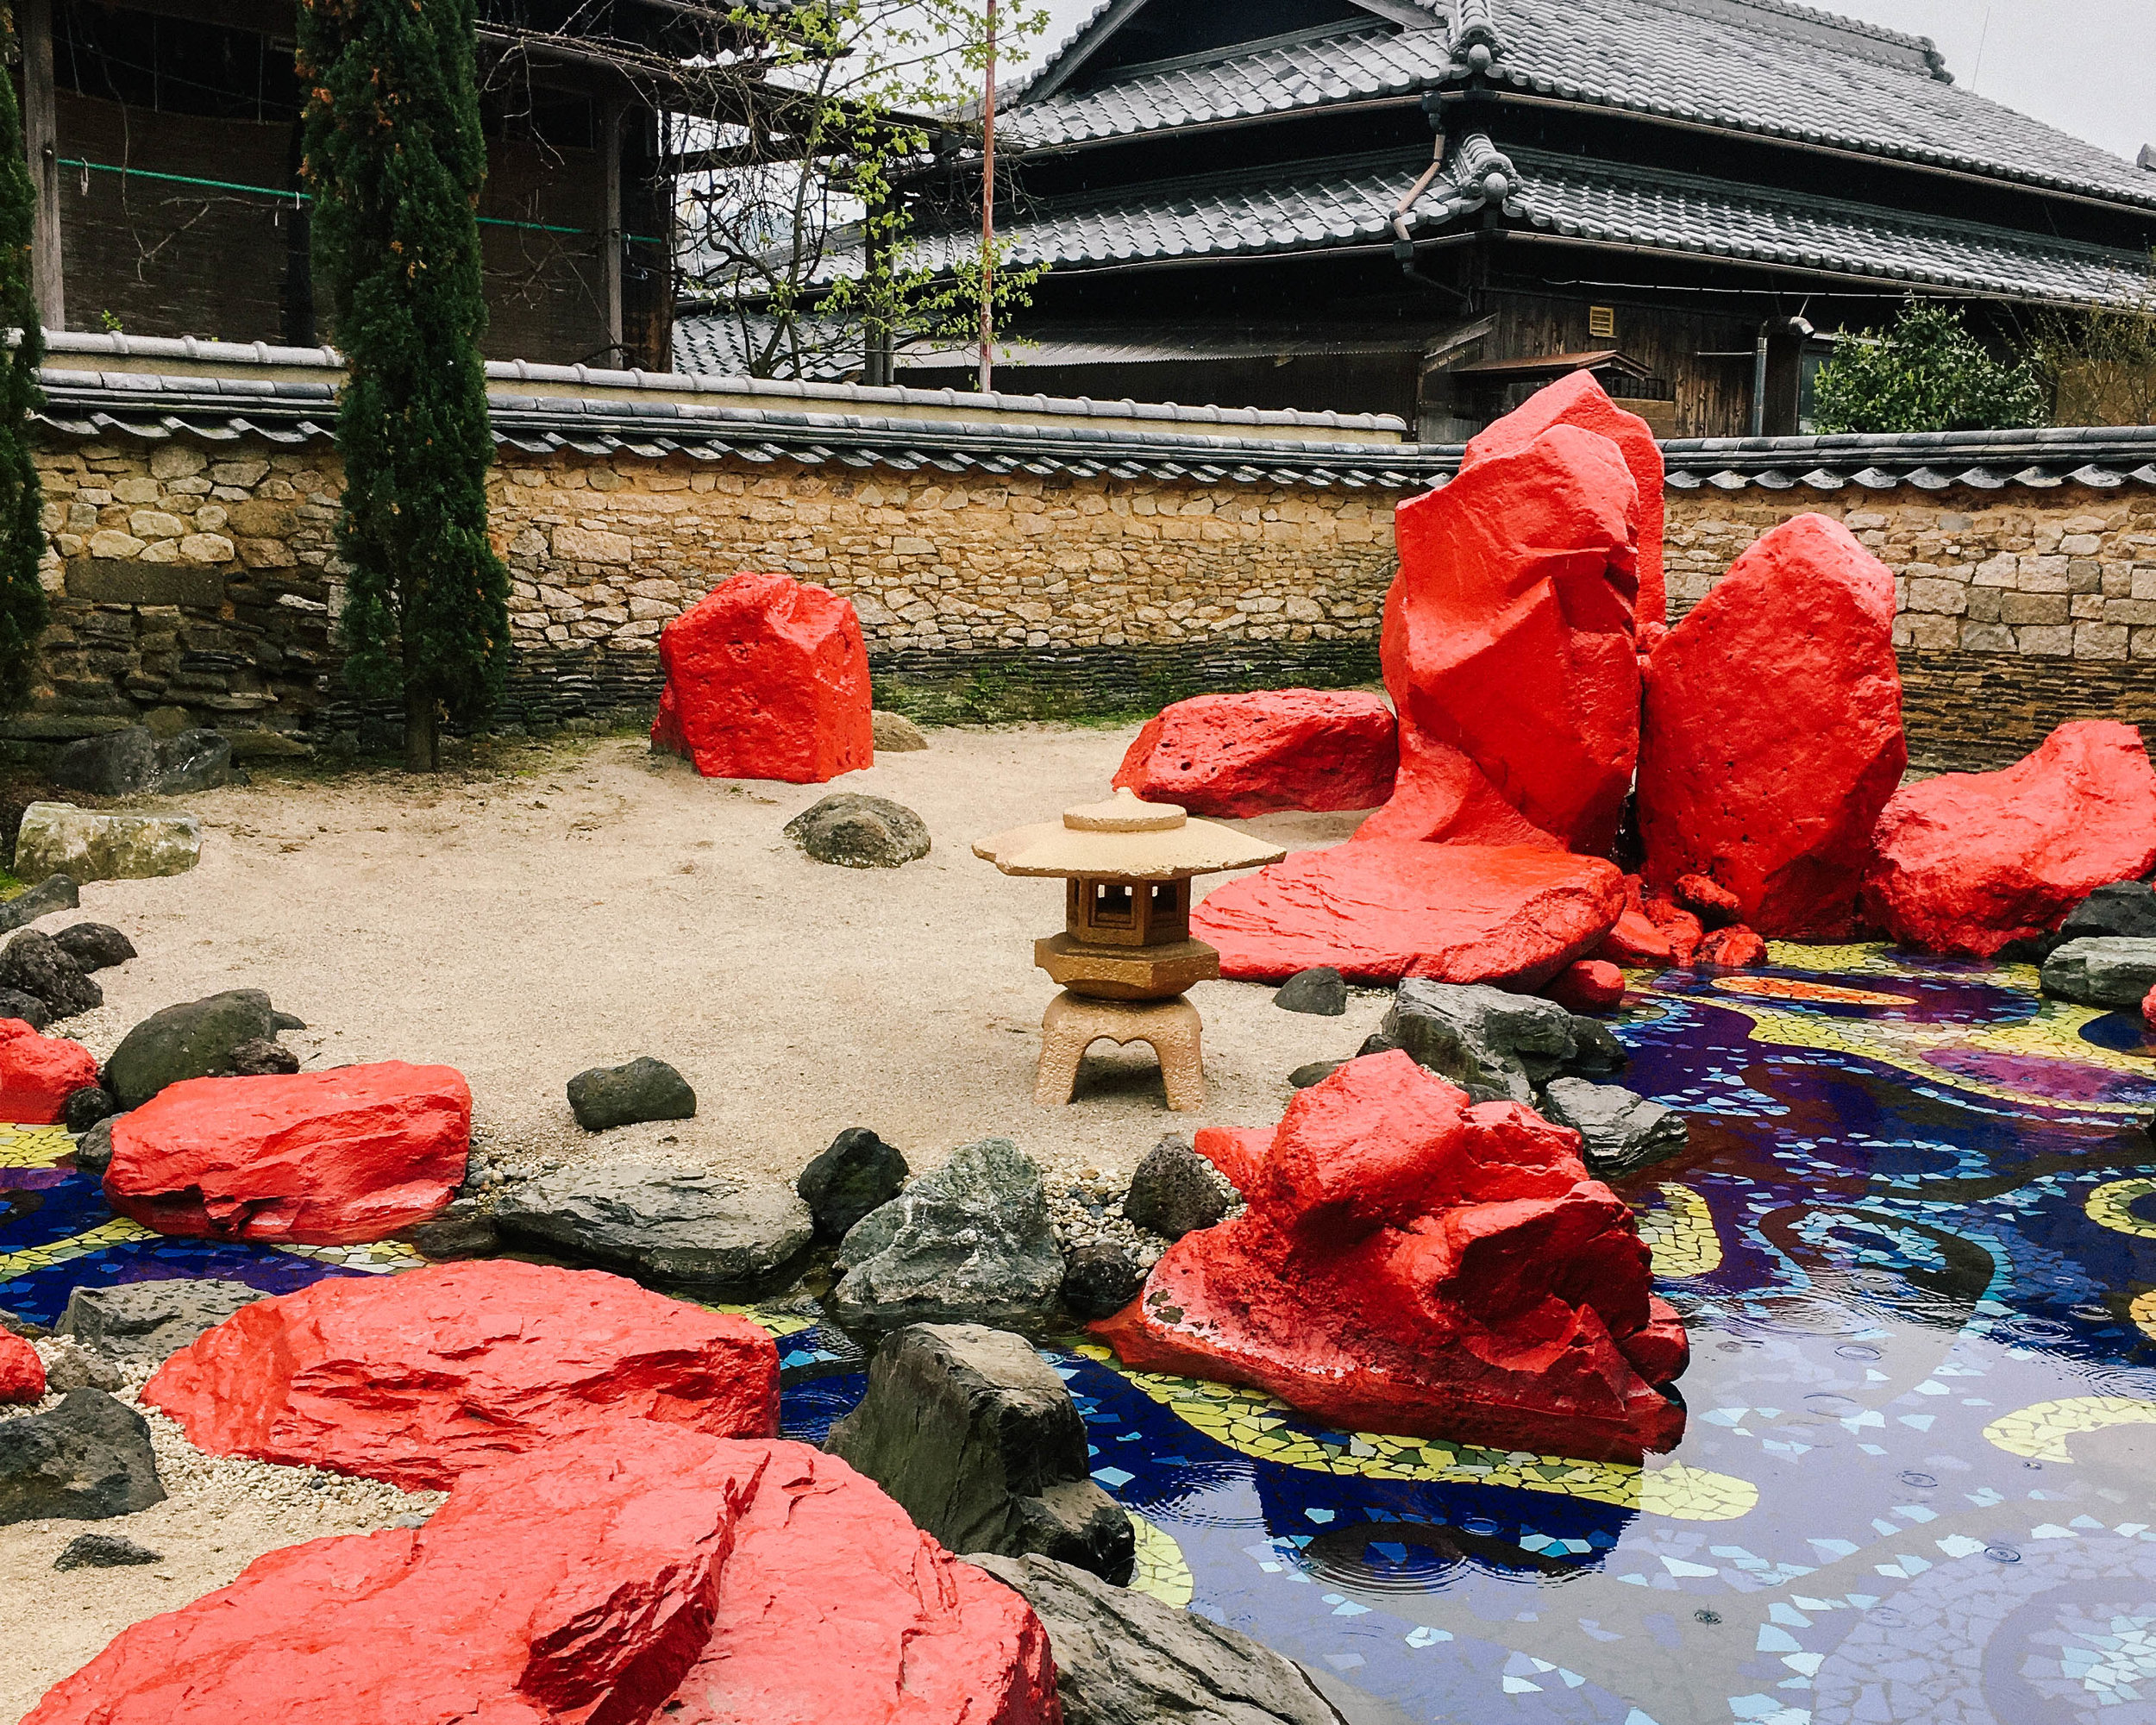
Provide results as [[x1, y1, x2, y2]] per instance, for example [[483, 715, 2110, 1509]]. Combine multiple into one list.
[[978, 0, 996, 394]]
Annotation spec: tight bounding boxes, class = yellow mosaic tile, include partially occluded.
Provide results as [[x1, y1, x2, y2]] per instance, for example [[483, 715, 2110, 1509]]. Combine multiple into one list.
[[1634, 1183, 1721, 1279], [273, 1240, 425, 1275], [1983, 1396, 2156, 1465], [1079, 1346, 1757, 1522], [1127, 1511, 1194, 1609], [2088, 1178, 2156, 1240], [709, 1303, 819, 1339], [0, 1215, 156, 1281], [2133, 1289, 2156, 1344], [0, 1123, 78, 1167]]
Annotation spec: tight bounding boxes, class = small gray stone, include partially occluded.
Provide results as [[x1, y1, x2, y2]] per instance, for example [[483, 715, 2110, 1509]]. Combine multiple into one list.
[[871, 710, 930, 752], [2041, 937, 2156, 1010], [797, 1126, 909, 1240], [226, 1038, 300, 1076], [1383, 979, 1577, 1104], [103, 989, 281, 1109], [14, 803, 201, 885], [73, 1116, 116, 1176], [0, 988, 50, 1031], [58, 1278, 260, 1360], [1122, 1136, 1232, 1239], [41, 1339, 123, 1393], [1539, 1077, 1690, 1178], [1564, 1015, 1631, 1077], [784, 794, 931, 868], [62, 1085, 116, 1134], [0, 875, 80, 937], [51, 727, 158, 798], [0, 930, 100, 1019], [2059, 881, 2156, 944], [0, 1389, 166, 1526], [54, 1533, 163, 1571], [566, 1056, 697, 1132], [1289, 1058, 1347, 1088], [1273, 966, 1347, 1016], [826, 1324, 1135, 1583], [830, 1138, 1065, 1329], [51, 924, 135, 973], [494, 1159, 812, 1289], [1061, 1243, 1144, 1320], [970, 1551, 1352, 1725]]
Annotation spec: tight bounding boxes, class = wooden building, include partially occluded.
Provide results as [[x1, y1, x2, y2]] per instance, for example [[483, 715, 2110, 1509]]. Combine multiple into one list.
[[724, 0, 2156, 436], [12, 0, 724, 367]]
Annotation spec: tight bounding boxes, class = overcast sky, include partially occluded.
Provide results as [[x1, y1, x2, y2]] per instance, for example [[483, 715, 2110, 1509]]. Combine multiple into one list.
[[1022, 0, 2156, 166]]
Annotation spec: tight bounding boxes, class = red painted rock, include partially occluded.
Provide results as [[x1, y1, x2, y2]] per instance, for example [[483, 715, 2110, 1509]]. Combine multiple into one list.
[[1863, 721, 2156, 958], [1094, 1051, 1687, 1458], [1546, 959, 1626, 1013], [143, 1259, 780, 1490], [1190, 842, 1626, 988], [1674, 874, 1743, 929], [0, 1329, 42, 1403], [1696, 925, 1767, 969], [661, 1445, 1060, 1725], [1112, 689, 1398, 818], [1639, 514, 1906, 939], [1643, 899, 1705, 966], [0, 1019, 99, 1125], [1462, 370, 1667, 641], [2143, 984, 2156, 1031], [652, 572, 873, 783], [104, 1063, 471, 1246], [1594, 911, 1675, 969], [1194, 1126, 1273, 1195]]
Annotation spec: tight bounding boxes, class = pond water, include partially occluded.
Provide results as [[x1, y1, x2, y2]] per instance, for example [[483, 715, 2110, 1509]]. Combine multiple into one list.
[[6, 949, 2154, 1725]]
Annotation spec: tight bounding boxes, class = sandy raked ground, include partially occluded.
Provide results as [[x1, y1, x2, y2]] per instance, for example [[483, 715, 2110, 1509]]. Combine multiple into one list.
[[3, 721, 1395, 1721]]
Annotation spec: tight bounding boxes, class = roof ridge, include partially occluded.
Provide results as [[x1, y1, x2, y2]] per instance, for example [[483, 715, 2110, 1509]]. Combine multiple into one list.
[[1704, 0, 1947, 71]]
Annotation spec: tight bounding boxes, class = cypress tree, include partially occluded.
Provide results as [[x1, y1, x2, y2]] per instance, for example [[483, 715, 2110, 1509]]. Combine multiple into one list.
[[0, 15, 47, 713], [298, 0, 508, 770]]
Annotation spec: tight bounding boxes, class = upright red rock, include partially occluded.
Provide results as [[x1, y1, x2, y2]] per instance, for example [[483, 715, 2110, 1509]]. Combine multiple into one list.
[[1461, 370, 1668, 644], [1639, 514, 1906, 938], [652, 572, 874, 782], [103, 1062, 471, 1246], [144, 1259, 780, 1490], [1864, 721, 2156, 957], [1360, 423, 1641, 854], [0, 1019, 99, 1125], [0, 1328, 43, 1403], [1094, 1051, 1687, 1459], [1190, 841, 1626, 987], [1112, 689, 1397, 817]]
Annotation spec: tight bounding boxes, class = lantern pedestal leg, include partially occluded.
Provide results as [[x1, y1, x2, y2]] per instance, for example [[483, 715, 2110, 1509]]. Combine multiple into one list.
[[1033, 991, 1206, 1112]]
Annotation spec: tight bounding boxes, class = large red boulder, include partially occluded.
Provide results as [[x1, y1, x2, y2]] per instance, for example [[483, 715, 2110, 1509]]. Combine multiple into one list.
[[0, 1328, 43, 1403], [143, 1259, 780, 1490], [0, 1019, 99, 1125], [1863, 721, 2156, 957], [1189, 841, 1625, 987], [1094, 1051, 1687, 1459], [661, 1445, 1060, 1725], [1112, 689, 1397, 817], [27, 1425, 1060, 1725], [652, 572, 874, 783], [1461, 370, 1667, 644], [103, 1062, 472, 1246], [1361, 423, 1641, 854], [1638, 514, 1906, 938]]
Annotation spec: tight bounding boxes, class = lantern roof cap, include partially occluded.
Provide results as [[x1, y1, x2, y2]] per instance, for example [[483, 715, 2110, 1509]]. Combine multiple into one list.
[[974, 787, 1287, 880]]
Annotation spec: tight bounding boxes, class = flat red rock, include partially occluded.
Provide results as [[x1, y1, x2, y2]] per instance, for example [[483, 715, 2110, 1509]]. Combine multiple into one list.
[[0, 1329, 42, 1403], [1639, 514, 1906, 938], [652, 572, 874, 783], [0, 1019, 99, 1126], [104, 1062, 472, 1246], [1112, 688, 1397, 817], [1094, 1051, 1687, 1459], [1362, 421, 1641, 854], [1462, 370, 1668, 643], [1863, 721, 2156, 957], [1190, 841, 1625, 988], [143, 1259, 780, 1490]]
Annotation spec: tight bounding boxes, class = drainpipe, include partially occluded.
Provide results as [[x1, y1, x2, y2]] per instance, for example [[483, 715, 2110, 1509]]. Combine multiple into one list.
[[1750, 323, 1770, 438], [1392, 135, 1472, 307]]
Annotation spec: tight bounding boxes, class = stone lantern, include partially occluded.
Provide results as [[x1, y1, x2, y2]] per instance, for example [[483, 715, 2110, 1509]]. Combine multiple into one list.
[[975, 787, 1285, 1110]]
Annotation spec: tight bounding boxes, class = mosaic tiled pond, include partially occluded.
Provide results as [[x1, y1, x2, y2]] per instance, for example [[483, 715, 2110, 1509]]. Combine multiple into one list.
[[7, 948, 2156, 1725]]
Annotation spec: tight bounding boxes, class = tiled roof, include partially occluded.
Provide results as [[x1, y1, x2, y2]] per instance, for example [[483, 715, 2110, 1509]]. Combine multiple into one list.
[[1004, 0, 2156, 214], [1657, 426, 2156, 493]]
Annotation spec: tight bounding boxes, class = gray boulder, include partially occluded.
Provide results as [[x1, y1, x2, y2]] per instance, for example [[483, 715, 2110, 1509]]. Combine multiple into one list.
[[784, 794, 931, 868], [41, 1339, 123, 1393], [404, 1198, 502, 1262], [63, 1084, 118, 1134], [0, 988, 49, 1030], [2059, 881, 2156, 944], [870, 710, 930, 752], [1060, 1243, 1144, 1320], [1564, 1014, 1631, 1076], [2041, 937, 2156, 1010], [494, 1159, 812, 1288], [797, 1126, 910, 1240], [565, 1056, 697, 1132], [73, 1116, 116, 1176], [1539, 1077, 1690, 1178], [1273, 966, 1347, 1016], [227, 1038, 300, 1076], [1383, 979, 1577, 1104], [52, 727, 159, 798], [0, 1389, 166, 1525], [830, 1137, 1065, 1328], [971, 1552, 1351, 1725], [14, 804, 200, 884], [52, 924, 135, 972], [0, 875, 80, 936], [103, 989, 280, 1109], [58, 1278, 260, 1360], [826, 1323, 1135, 1583], [1122, 1136, 1232, 1239], [0, 930, 100, 1019], [54, 1533, 163, 1571], [1288, 1058, 1346, 1089], [153, 730, 235, 795]]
